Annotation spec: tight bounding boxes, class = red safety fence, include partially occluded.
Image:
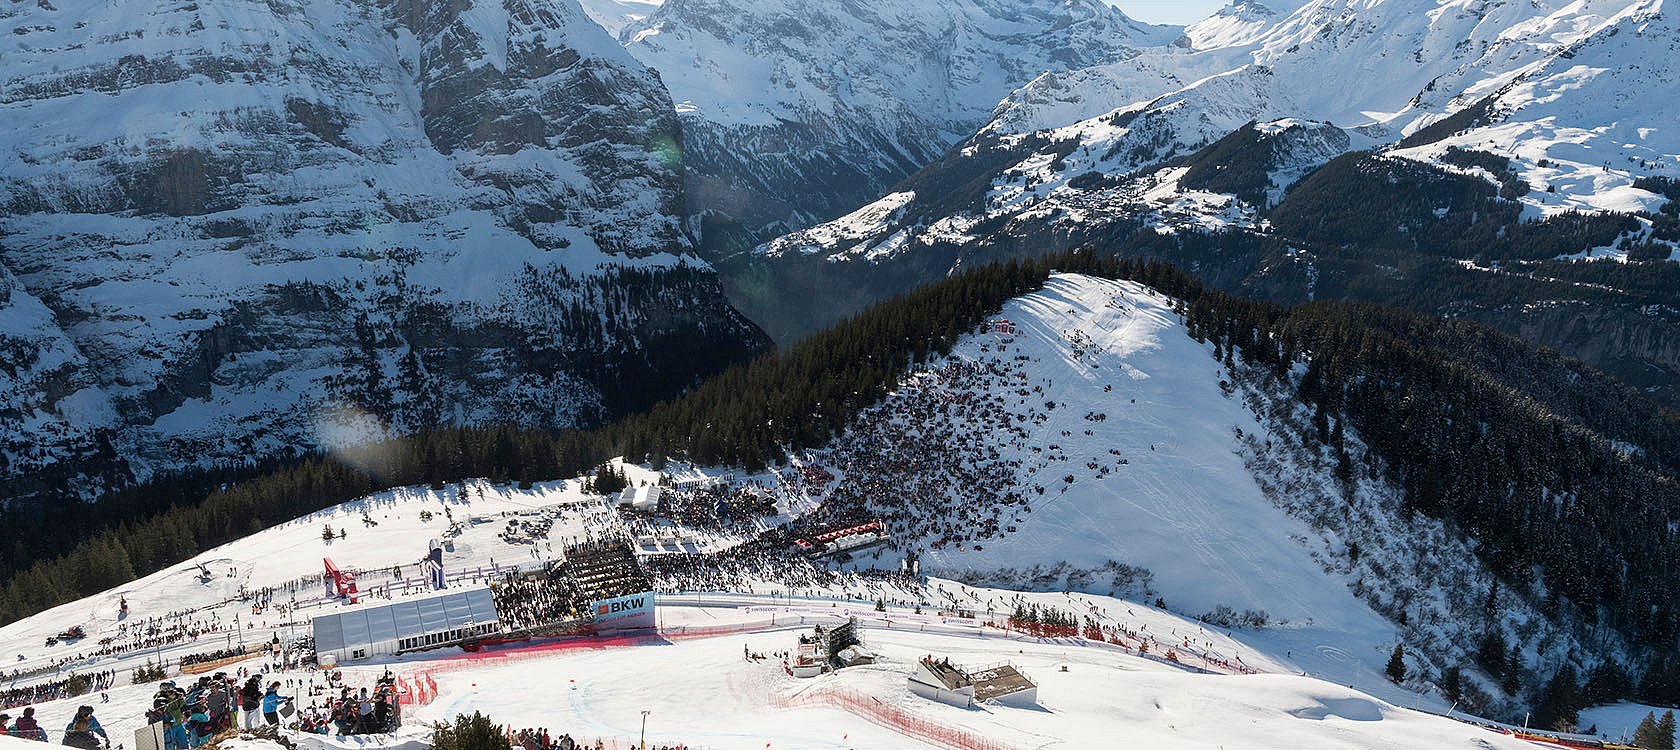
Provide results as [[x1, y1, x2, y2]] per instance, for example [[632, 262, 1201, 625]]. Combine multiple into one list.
[[397, 671, 441, 706], [979, 620, 1260, 676], [773, 686, 1023, 750]]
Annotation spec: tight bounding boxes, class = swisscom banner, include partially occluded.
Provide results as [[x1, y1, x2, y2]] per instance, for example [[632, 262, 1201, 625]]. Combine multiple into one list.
[[592, 591, 655, 630]]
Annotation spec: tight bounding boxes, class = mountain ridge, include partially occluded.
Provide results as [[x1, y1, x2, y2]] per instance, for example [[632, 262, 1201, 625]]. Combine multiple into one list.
[[0, 0, 769, 504]]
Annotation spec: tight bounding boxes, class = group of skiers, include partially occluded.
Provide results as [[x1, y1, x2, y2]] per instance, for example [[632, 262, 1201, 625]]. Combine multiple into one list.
[[0, 705, 107, 749], [144, 672, 288, 750]]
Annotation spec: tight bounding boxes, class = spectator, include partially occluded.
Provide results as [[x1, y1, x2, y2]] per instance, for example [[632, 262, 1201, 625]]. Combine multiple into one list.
[[13, 707, 45, 741], [261, 683, 283, 726], [239, 677, 261, 730], [61, 706, 106, 750]]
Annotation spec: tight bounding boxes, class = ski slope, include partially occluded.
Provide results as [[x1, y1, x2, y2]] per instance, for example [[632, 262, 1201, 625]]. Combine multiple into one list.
[[0, 575, 1540, 750], [0, 274, 1603, 749], [413, 623, 1536, 750], [800, 274, 1439, 706]]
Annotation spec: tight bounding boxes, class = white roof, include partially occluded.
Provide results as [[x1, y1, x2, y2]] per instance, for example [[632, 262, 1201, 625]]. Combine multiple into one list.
[[618, 485, 662, 508], [311, 586, 496, 654]]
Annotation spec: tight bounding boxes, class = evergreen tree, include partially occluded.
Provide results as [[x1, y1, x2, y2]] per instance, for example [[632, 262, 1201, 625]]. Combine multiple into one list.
[[1441, 666, 1463, 705], [1501, 647, 1523, 696], [1477, 629, 1507, 679], [1532, 664, 1579, 732], [1386, 643, 1408, 683], [1636, 713, 1662, 748], [1581, 661, 1632, 706], [430, 712, 511, 750], [589, 464, 628, 495], [1658, 710, 1677, 750]]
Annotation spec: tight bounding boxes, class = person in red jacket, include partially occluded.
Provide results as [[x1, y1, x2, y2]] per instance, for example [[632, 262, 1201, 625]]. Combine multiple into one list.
[[12, 707, 46, 741]]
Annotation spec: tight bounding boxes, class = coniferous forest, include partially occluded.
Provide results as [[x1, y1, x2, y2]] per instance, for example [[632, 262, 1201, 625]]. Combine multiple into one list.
[[4, 251, 1680, 711]]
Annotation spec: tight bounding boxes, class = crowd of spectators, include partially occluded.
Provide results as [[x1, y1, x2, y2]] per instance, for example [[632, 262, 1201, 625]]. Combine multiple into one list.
[[636, 354, 1054, 599], [80, 612, 235, 661], [643, 539, 922, 605], [809, 355, 1055, 554], [491, 571, 585, 631], [178, 647, 249, 670], [274, 672, 401, 736], [488, 541, 653, 631], [0, 671, 114, 710], [563, 542, 650, 602], [622, 484, 778, 534], [510, 726, 576, 750]]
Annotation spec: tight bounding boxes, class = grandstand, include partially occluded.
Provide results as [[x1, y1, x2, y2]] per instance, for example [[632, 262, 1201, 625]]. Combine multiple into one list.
[[562, 540, 651, 601], [486, 539, 655, 637]]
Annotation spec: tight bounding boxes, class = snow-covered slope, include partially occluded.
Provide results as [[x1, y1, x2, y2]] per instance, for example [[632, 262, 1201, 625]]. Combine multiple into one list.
[[617, 0, 1181, 245], [575, 0, 664, 35], [0, 0, 768, 502], [797, 274, 1612, 713], [1182, 0, 1314, 50], [0, 274, 1613, 746], [1395, 0, 1680, 216]]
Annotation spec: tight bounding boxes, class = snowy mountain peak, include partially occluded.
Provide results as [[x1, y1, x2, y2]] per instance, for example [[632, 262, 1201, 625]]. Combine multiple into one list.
[[1183, 0, 1311, 50], [615, 0, 1179, 245]]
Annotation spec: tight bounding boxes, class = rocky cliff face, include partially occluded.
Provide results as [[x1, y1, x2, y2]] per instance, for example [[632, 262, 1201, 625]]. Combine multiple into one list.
[[616, 0, 1180, 252], [0, 0, 768, 504]]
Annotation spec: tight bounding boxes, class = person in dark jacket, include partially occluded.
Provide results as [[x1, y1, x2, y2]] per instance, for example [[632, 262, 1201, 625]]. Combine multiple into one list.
[[61, 706, 106, 750], [207, 675, 232, 733], [261, 683, 283, 726], [239, 677, 262, 730]]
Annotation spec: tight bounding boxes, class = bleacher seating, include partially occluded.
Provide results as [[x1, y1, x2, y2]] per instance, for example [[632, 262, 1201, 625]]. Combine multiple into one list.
[[561, 541, 650, 602]]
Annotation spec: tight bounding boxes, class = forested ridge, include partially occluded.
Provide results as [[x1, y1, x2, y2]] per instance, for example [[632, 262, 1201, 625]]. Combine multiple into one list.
[[5, 252, 1680, 713]]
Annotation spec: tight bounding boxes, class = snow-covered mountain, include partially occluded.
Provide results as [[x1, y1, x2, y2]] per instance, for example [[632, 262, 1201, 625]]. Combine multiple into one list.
[[0, 0, 768, 503], [771, 0, 1659, 266], [575, 0, 664, 36], [743, 0, 1680, 395], [1393, 0, 1680, 211], [615, 0, 1182, 250]]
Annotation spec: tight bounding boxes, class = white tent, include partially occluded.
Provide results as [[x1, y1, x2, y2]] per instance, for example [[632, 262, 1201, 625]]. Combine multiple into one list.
[[616, 485, 662, 511], [311, 586, 500, 664]]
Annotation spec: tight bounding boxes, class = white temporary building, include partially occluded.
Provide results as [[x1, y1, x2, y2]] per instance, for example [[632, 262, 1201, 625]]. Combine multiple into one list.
[[312, 586, 500, 665], [616, 485, 662, 512]]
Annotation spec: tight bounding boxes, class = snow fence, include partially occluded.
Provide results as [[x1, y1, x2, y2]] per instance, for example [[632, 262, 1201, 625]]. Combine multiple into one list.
[[772, 686, 1023, 750]]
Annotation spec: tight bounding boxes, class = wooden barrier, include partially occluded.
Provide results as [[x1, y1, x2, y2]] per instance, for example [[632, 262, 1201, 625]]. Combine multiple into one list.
[[179, 647, 254, 675]]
